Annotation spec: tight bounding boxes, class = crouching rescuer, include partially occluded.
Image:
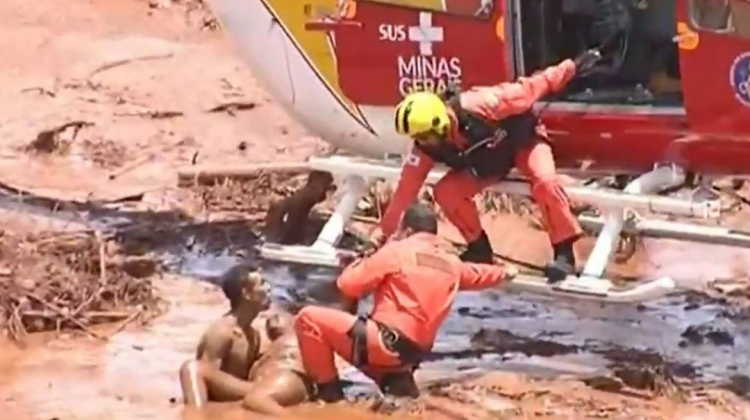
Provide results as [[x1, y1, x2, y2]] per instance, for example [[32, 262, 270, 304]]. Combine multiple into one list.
[[294, 202, 518, 402], [376, 52, 601, 283]]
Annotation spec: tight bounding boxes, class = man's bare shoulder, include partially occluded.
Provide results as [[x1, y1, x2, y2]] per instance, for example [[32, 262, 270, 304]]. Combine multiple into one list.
[[199, 316, 236, 344]]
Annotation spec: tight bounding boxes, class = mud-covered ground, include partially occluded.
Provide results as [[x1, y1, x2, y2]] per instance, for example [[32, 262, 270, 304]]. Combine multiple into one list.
[[0, 0, 749, 419]]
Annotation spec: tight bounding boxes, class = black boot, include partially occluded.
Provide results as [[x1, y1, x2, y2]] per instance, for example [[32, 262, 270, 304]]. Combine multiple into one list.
[[459, 231, 493, 264], [379, 371, 420, 398], [316, 379, 344, 403], [545, 237, 577, 284]]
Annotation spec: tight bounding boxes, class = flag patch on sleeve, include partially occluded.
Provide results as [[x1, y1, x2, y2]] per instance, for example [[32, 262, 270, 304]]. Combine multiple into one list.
[[405, 153, 420, 167]]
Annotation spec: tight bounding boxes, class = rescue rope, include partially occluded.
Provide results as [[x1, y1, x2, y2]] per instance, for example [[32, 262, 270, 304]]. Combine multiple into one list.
[[444, 238, 548, 274]]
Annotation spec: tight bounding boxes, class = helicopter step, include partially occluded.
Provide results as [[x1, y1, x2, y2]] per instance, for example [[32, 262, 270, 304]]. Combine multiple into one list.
[[258, 156, 721, 302], [503, 273, 676, 304], [579, 215, 750, 248]]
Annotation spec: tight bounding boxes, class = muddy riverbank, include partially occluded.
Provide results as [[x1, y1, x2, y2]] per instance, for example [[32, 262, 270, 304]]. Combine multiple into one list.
[[0, 0, 748, 418]]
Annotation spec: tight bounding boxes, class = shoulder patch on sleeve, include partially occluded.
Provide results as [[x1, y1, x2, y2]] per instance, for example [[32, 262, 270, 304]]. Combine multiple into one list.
[[405, 152, 421, 167]]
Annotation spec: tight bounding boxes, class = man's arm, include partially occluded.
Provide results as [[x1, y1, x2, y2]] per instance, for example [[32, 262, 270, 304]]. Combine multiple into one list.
[[263, 199, 289, 242], [457, 262, 514, 291], [464, 59, 577, 121], [196, 325, 233, 369], [380, 147, 434, 238], [336, 244, 400, 299]]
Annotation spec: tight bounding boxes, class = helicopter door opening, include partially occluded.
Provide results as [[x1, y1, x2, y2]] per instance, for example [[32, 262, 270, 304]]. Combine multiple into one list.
[[516, 0, 683, 107]]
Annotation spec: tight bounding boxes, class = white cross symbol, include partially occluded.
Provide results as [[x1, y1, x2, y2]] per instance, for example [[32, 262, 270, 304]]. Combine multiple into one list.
[[408, 12, 443, 56]]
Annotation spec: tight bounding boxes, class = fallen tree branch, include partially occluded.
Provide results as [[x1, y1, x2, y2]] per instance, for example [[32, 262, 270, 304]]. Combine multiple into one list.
[[96, 230, 107, 286], [26, 294, 108, 341], [107, 310, 142, 337], [177, 162, 310, 186], [20, 87, 56, 97], [27, 120, 94, 153], [21, 309, 135, 321], [206, 101, 257, 116], [87, 53, 174, 80], [113, 110, 183, 119], [318, 209, 379, 225]]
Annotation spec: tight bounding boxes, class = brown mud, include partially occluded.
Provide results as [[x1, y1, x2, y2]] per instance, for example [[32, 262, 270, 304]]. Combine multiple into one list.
[[0, 0, 749, 419]]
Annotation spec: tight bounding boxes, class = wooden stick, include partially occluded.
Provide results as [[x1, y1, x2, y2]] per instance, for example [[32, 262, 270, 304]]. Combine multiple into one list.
[[71, 286, 102, 317], [21, 310, 135, 322], [96, 230, 107, 286], [318, 209, 379, 225], [25, 294, 108, 341], [88, 53, 174, 80], [107, 311, 142, 338], [177, 162, 311, 186]]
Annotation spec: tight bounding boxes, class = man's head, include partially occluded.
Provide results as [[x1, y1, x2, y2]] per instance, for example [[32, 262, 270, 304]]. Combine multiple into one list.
[[220, 263, 271, 312], [394, 91, 450, 147], [303, 170, 334, 202], [395, 201, 438, 239]]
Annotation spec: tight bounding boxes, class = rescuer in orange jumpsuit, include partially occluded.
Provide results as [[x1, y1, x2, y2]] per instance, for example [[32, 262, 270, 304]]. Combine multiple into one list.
[[376, 51, 601, 283], [293, 202, 518, 402]]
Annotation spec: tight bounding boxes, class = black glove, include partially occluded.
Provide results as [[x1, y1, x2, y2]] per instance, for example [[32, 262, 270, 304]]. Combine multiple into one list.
[[574, 49, 602, 73]]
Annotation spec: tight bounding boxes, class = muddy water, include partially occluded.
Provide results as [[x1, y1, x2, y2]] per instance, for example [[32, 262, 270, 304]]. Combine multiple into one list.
[[0, 188, 749, 420], [0, 276, 395, 420], [158, 238, 750, 399]]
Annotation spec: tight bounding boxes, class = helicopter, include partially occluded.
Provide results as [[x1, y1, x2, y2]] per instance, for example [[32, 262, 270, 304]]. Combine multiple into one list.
[[204, 0, 750, 302]]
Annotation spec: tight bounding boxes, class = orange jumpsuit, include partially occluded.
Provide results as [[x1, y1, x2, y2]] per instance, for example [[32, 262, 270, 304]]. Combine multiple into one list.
[[381, 59, 583, 247], [294, 232, 509, 385]]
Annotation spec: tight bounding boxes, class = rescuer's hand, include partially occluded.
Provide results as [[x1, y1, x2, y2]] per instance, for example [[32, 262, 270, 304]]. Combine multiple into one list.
[[370, 227, 388, 249], [574, 49, 602, 73]]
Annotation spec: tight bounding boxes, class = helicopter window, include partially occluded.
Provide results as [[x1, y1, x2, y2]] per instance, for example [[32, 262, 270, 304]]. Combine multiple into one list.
[[357, 0, 494, 20], [518, 0, 682, 107], [690, 0, 750, 39]]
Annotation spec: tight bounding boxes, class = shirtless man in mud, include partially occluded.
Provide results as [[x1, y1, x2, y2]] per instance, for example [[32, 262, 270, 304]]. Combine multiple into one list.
[[179, 263, 310, 417]]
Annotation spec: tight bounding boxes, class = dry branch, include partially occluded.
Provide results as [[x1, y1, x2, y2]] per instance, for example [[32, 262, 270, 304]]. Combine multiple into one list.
[[87, 53, 174, 80], [206, 101, 257, 116], [177, 162, 310, 186]]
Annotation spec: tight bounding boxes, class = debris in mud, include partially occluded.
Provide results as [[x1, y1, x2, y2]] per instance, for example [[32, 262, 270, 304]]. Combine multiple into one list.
[[583, 375, 626, 392], [680, 324, 735, 347], [87, 53, 174, 82], [480, 190, 542, 226], [26, 121, 94, 154], [724, 374, 750, 397], [113, 109, 184, 119], [710, 278, 750, 297], [191, 172, 306, 216], [472, 329, 697, 399], [206, 101, 257, 116], [144, 0, 219, 30], [424, 383, 523, 419], [0, 230, 162, 341], [584, 366, 686, 400], [81, 138, 130, 169], [470, 328, 579, 357]]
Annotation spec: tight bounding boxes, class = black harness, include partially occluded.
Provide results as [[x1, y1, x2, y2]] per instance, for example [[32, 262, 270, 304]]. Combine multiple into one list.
[[347, 315, 426, 370], [415, 89, 539, 179]]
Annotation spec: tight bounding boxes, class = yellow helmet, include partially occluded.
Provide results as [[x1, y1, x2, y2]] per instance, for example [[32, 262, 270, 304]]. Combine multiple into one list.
[[394, 91, 450, 138]]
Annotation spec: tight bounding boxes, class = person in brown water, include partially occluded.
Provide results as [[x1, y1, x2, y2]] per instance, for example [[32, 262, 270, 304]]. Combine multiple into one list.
[[179, 263, 311, 417], [264, 170, 334, 245]]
